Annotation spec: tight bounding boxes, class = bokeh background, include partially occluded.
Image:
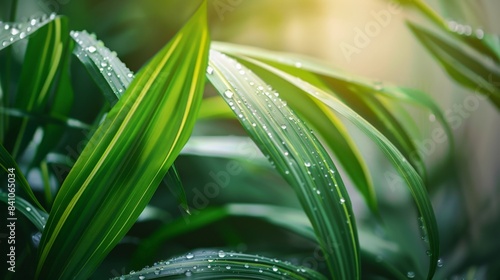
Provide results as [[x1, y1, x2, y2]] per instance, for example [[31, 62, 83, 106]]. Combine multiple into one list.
[[1, 0, 499, 278]]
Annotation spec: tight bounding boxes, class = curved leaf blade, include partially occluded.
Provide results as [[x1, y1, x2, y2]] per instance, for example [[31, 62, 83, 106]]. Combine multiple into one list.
[[35, 2, 210, 279], [207, 50, 360, 280], [5, 16, 69, 158], [118, 250, 327, 280], [0, 14, 58, 51], [407, 21, 500, 108], [235, 61, 439, 279]]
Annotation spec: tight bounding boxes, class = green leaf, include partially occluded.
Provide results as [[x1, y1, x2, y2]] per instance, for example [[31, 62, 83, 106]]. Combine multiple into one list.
[[0, 107, 91, 130], [228, 61, 439, 279], [35, 2, 210, 279], [198, 96, 235, 119], [119, 250, 327, 280], [224, 54, 378, 212], [31, 33, 75, 169], [208, 50, 360, 280], [70, 28, 189, 214], [0, 14, 58, 51], [4, 16, 69, 158], [408, 21, 500, 109], [0, 191, 48, 231], [0, 144, 46, 211], [134, 203, 407, 280], [71, 30, 134, 105]]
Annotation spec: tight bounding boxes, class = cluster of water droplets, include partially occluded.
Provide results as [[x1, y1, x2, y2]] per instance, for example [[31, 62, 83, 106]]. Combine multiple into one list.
[[447, 20, 484, 39], [71, 30, 134, 99], [207, 50, 354, 234], [110, 250, 311, 279], [0, 13, 57, 48]]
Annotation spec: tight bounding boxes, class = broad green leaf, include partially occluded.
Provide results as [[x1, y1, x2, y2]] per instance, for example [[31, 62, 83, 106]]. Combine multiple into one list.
[[5, 16, 68, 158], [0, 191, 48, 231], [71, 27, 190, 215], [232, 61, 439, 279], [35, 2, 210, 279], [0, 144, 45, 211], [408, 22, 500, 109], [120, 250, 327, 280], [0, 14, 58, 51], [208, 50, 360, 280]]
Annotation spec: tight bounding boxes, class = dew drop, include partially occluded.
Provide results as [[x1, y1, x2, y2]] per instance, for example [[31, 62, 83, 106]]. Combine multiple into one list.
[[475, 29, 484, 39], [185, 270, 192, 277], [426, 250, 432, 256], [127, 73, 133, 78], [26, 207, 31, 212], [129, 270, 135, 275], [87, 46, 97, 53], [304, 162, 311, 167], [100, 62, 108, 67], [272, 266, 278, 272], [218, 250, 226, 258], [295, 62, 302, 68], [316, 190, 321, 195], [30, 19, 37, 26], [10, 28, 19, 35], [407, 271, 415, 279], [437, 258, 444, 267], [244, 264, 249, 268], [281, 125, 287, 130], [206, 66, 214, 75], [154, 270, 160, 275], [284, 151, 289, 156], [186, 252, 194, 259], [259, 269, 263, 273], [139, 276, 145, 280], [224, 90, 234, 99], [226, 265, 231, 270]]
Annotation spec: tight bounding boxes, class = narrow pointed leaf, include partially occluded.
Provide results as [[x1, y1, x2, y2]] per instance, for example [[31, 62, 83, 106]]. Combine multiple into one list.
[[408, 22, 500, 108], [31, 34, 75, 169], [224, 56, 378, 212], [208, 50, 360, 280], [70, 27, 190, 215], [0, 14, 58, 51], [232, 61, 439, 279], [5, 16, 69, 158], [35, 2, 210, 279]]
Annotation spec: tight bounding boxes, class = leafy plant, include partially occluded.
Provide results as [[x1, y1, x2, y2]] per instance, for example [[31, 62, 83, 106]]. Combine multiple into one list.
[[0, 0, 498, 279]]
